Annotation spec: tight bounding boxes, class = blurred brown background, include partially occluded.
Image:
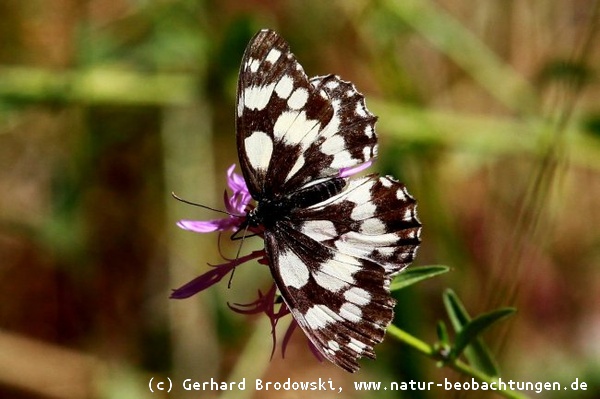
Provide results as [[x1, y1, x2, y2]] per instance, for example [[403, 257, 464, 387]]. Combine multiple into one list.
[[0, 1, 599, 398]]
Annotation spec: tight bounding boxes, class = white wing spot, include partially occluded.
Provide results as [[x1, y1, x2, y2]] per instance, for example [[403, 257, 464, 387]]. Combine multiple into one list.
[[244, 83, 276, 110], [396, 187, 408, 201], [273, 111, 320, 144], [237, 96, 244, 117], [346, 180, 375, 205], [360, 218, 387, 235], [320, 134, 345, 155], [344, 287, 371, 306], [278, 249, 309, 289], [304, 304, 342, 330], [348, 337, 367, 354], [317, 254, 361, 285], [380, 177, 393, 188], [350, 202, 376, 221], [377, 246, 395, 257], [244, 131, 272, 171], [334, 230, 401, 264], [356, 102, 368, 117], [301, 220, 337, 241], [275, 75, 294, 99], [287, 88, 309, 109], [247, 58, 260, 73], [363, 146, 372, 161], [273, 111, 297, 141], [340, 302, 362, 322], [364, 125, 375, 138], [328, 340, 340, 352], [326, 80, 339, 89], [332, 151, 356, 170], [265, 48, 281, 64], [313, 269, 348, 292]]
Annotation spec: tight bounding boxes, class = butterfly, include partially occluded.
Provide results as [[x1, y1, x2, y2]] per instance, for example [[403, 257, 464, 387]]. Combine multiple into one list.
[[235, 29, 421, 372]]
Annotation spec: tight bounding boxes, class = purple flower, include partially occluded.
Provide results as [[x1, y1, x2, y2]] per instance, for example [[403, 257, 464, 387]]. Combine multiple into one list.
[[172, 164, 261, 299], [172, 164, 297, 355], [170, 250, 265, 299], [177, 165, 251, 233]]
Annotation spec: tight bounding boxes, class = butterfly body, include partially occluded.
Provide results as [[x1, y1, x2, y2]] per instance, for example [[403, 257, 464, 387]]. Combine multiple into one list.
[[246, 177, 347, 229], [235, 29, 421, 372]]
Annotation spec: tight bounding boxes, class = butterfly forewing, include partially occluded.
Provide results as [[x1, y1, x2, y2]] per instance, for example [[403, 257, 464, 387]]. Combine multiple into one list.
[[236, 30, 380, 198], [235, 29, 421, 372], [236, 30, 333, 198]]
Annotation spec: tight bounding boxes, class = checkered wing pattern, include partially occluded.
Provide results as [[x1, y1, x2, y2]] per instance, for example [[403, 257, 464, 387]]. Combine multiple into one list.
[[236, 29, 421, 372]]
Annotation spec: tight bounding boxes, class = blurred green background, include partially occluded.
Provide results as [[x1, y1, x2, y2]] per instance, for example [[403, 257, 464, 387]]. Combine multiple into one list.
[[1, 1, 599, 398]]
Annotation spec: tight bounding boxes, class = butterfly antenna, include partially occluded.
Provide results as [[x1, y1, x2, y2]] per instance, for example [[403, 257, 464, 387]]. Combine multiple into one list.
[[171, 192, 232, 216], [228, 223, 250, 288]]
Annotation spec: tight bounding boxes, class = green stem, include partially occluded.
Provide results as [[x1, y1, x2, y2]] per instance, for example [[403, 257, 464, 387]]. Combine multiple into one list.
[[386, 325, 529, 399], [387, 324, 435, 356]]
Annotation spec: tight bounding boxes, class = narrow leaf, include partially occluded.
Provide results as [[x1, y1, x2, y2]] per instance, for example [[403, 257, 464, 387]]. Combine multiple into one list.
[[452, 308, 516, 359], [436, 320, 450, 346], [443, 289, 500, 377], [390, 265, 450, 291], [443, 288, 470, 327]]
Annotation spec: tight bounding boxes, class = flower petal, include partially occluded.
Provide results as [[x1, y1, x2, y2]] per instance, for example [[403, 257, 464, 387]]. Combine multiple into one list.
[[171, 250, 266, 299], [177, 218, 237, 233], [170, 264, 235, 299], [339, 160, 372, 178], [227, 164, 250, 194], [223, 190, 247, 216]]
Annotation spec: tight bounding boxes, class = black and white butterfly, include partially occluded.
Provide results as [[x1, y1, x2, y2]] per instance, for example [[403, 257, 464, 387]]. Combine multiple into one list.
[[236, 29, 421, 372]]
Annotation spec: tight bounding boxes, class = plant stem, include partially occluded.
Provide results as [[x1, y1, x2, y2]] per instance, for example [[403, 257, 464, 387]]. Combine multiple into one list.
[[386, 325, 529, 399]]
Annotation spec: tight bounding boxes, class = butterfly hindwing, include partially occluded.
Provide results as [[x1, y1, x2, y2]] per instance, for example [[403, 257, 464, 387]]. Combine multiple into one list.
[[280, 75, 379, 191], [293, 175, 421, 275], [264, 222, 395, 373], [260, 174, 420, 371]]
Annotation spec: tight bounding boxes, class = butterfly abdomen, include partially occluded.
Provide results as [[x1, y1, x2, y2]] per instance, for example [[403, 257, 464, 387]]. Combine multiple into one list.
[[288, 177, 346, 209]]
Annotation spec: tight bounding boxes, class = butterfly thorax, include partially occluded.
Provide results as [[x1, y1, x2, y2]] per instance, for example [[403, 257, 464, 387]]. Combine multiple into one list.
[[246, 177, 347, 229], [246, 198, 289, 228]]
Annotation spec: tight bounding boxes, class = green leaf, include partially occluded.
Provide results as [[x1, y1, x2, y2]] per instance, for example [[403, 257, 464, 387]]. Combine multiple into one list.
[[390, 265, 450, 291], [436, 320, 450, 346], [443, 289, 503, 377], [452, 308, 516, 360], [443, 288, 470, 328]]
